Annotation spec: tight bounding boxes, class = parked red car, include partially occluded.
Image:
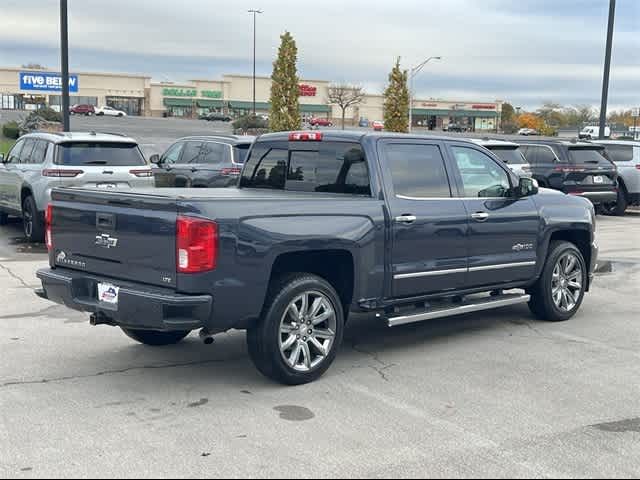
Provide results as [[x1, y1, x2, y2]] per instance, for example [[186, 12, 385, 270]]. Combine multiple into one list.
[[69, 104, 95, 116], [309, 117, 333, 127], [372, 121, 384, 131]]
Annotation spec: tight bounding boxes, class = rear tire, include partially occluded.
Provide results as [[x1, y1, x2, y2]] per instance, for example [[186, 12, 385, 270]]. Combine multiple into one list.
[[602, 184, 628, 216], [247, 273, 344, 385], [528, 241, 587, 322], [0, 211, 8, 225], [121, 328, 190, 346], [22, 196, 44, 243]]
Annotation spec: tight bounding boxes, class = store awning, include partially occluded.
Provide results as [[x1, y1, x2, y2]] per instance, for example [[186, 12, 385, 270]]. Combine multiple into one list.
[[230, 101, 271, 110], [163, 98, 194, 107], [197, 99, 224, 108], [299, 104, 331, 113], [412, 108, 498, 118]]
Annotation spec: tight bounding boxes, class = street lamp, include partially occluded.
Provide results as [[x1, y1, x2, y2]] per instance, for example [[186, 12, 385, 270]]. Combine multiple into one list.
[[598, 0, 616, 139], [60, 0, 70, 131], [409, 56, 441, 133], [248, 9, 263, 117]]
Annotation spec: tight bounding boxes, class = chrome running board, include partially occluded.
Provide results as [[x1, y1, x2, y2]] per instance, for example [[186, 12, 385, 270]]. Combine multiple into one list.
[[387, 293, 531, 327]]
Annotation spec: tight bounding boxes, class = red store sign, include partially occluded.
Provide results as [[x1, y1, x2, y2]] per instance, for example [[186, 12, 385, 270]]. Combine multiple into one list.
[[299, 84, 317, 97], [472, 104, 496, 110]]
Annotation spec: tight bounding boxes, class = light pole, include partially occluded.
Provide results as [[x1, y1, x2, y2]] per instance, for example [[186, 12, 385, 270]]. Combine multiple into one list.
[[598, 0, 616, 139], [409, 56, 441, 133], [60, 0, 70, 131], [248, 9, 263, 117]]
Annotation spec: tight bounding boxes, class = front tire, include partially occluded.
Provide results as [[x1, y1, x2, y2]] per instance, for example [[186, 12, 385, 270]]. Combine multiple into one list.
[[121, 328, 190, 346], [528, 241, 587, 321], [22, 196, 44, 243], [247, 274, 344, 385]]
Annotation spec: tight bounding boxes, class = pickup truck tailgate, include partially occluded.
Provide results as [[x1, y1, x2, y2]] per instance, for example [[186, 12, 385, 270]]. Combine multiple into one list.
[[50, 188, 178, 288]]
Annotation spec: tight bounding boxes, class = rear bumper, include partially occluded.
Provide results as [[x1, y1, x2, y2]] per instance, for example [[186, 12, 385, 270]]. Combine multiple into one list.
[[36, 268, 212, 332], [566, 190, 617, 205]]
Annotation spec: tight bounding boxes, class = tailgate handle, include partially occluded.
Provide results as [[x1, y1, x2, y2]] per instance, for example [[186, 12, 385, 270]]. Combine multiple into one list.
[[96, 213, 116, 231]]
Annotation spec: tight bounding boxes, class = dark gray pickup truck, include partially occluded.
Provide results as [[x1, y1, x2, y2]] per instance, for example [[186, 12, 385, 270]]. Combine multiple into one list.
[[37, 131, 598, 385]]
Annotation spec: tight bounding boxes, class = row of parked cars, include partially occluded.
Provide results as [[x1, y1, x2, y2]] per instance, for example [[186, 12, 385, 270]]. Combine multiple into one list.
[[0, 130, 638, 244], [69, 104, 128, 117]]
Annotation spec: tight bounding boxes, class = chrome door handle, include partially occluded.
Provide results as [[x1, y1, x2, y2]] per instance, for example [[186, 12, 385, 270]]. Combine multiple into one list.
[[395, 215, 417, 224], [471, 212, 490, 222]]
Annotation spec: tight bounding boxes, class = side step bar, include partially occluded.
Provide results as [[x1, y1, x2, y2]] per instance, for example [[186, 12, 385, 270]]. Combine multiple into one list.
[[387, 293, 530, 328]]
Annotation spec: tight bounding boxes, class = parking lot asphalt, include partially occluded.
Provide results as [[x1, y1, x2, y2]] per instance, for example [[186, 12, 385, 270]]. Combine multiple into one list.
[[1, 208, 639, 478]]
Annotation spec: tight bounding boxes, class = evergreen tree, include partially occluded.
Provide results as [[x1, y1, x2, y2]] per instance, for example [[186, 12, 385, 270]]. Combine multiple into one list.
[[383, 58, 409, 133], [269, 31, 301, 132]]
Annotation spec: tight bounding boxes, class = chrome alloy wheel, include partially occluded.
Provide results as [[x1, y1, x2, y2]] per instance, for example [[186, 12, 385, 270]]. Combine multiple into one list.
[[278, 291, 337, 372], [551, 252, 583, 312]]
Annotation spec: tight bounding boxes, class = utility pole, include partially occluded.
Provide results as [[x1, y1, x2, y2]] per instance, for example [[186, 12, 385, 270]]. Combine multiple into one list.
[[598, 0, 616, 140], [248, 9, 263, 117], [60, 0, 70, 131], [408, 56, 441, 133]]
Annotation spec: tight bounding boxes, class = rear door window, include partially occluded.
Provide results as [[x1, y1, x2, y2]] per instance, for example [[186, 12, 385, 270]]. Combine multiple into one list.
[[384, 143, 451, 198], [604, 144, 634, 163], [57, 142, 146, 166], [18, 139, 36, 164], [29, 140, 48, 165], [181, 141, 228, 165]]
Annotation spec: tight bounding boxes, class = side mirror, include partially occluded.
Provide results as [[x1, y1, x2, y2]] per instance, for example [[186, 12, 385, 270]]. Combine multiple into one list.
[[516, 177, 539, 197], [0, 153, 5, 163], [149, 154, 161, 165]]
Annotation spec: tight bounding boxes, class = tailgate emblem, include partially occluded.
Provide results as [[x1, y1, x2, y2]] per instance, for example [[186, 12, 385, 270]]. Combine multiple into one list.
[[95, 234, 119, 249]]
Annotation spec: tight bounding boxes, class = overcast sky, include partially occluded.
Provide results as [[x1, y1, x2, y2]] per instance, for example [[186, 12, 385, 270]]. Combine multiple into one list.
[[1, 0, 638, 110]]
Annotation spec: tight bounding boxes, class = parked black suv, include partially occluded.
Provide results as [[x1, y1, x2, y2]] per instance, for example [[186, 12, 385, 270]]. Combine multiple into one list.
[[517, 139, 618, 206], [151, 135, 254, 188]]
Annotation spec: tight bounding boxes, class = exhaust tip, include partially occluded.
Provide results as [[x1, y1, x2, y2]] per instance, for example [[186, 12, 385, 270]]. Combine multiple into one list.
[[199, 328, 215, 345]]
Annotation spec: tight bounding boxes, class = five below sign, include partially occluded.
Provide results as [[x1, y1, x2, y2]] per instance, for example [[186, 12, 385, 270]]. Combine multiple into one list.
[[20, 72, 79, 93]]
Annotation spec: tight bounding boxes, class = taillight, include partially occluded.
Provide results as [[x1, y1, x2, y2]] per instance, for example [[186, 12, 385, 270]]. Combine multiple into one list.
[[176, 217, 218, 273], [129, 169, 154, 178], [45, 204, 53, 251], [635, 164, 640, 170], [220, 167, 242, 176], [42, 169, 84, 178], [289, 131, 323, 141]]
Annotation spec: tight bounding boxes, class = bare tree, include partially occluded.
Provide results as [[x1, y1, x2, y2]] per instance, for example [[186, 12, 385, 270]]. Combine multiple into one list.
[[21, 63, 46, 70], [327, 84, 365, 130]]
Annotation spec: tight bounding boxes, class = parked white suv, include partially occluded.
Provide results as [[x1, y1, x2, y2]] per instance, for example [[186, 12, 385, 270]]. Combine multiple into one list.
[[95, 106, 127, 117], [592, 140, 640, 215], [0, 132, 153, 242]]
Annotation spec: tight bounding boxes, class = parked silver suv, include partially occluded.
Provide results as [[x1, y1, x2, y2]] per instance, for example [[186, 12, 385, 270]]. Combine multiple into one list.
[[592, 140, 640, 215], [0, 132, 153, 242]]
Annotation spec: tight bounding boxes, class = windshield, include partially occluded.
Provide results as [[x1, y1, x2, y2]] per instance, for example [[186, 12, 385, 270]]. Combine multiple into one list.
[[233, 144, 251, 164], [488, 147, 526, 165], [568, 148, 612, 167], [56, 142, 147, 166]]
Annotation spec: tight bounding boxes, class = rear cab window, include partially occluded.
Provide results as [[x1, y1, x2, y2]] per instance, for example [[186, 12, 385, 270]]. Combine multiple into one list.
[[56, 142, 146, 166], [240, 140, 371, 195]]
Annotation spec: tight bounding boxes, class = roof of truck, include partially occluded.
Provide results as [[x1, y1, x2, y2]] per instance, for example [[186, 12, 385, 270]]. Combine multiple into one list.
[[20, 131, 138, 144]]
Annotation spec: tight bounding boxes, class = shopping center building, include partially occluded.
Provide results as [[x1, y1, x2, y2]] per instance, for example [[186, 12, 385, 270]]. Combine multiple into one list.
[[0, 66, 503, 131]]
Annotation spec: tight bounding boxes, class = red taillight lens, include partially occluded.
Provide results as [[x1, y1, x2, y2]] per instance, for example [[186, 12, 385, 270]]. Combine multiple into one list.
[[45, 204, 53, 251], [635, 164, 640, 171], [42, 169, 84, 178], [129, 169, 154, 178], [289, 131, 323, 141], [176, 217, 218, 273], [220, 167, 242, 176]]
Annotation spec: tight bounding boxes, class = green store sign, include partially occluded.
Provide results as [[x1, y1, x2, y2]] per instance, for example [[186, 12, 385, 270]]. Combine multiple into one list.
[[162, 88, 222, 99], [163, 87, 197, 97], [201, 90, 222, 99]]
